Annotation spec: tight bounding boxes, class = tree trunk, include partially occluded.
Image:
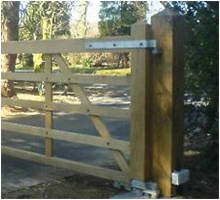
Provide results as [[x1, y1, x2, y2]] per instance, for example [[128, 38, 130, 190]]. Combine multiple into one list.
[[1, 1, 20, 97], [33, 16, 51, 72], [76, 1, 89, 38]]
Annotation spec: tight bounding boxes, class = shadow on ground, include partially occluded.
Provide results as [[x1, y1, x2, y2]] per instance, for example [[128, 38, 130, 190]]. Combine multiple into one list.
[[2, 112, 130, 195], [2, 152, 219, 199]]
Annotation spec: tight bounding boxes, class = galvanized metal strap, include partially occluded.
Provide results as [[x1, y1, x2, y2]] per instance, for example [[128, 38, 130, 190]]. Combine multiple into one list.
[[85, 40, 157, 50]]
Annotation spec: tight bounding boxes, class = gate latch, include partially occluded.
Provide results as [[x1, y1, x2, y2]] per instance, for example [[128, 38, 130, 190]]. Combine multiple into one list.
[[172, 169, 190, 185]]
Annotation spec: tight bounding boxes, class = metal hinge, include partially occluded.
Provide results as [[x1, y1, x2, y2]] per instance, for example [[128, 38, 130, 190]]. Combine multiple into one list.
[[85, 40, 157, 50], [112, 180, 160, 199], [131, 180, 160, 198]]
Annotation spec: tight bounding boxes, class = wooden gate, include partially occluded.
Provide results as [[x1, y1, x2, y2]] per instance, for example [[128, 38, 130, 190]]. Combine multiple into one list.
[[1, 10, 184, 197]]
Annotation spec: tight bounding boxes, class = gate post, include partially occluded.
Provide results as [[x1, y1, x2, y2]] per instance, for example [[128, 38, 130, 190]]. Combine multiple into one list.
[[130, 22, 153, 181], [151, 9, 184, 197], [130, 9, 185, 198]]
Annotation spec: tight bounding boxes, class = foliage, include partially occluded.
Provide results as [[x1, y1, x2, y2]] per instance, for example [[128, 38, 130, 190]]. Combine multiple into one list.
[[19, 1, 74, 70], [166, 2, 219, 129], [68, 54, 82, 65], [98, 1, 148, 68], [99, 1, 147, 36], [20, 1, 73, 40], [80, 57, 93, 68], [17, 54, 33, 68]]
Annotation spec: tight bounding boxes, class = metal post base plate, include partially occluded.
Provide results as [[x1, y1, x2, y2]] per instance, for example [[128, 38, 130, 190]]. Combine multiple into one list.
[[112, 180, 160, 199], [110, 190, 149, 199]]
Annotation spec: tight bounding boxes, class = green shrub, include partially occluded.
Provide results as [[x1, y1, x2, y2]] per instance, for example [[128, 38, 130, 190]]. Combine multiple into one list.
[[80, 57, 93, 68]]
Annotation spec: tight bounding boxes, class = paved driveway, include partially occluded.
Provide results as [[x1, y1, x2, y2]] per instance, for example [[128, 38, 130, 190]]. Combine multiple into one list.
[[2, 86, 130, 193]]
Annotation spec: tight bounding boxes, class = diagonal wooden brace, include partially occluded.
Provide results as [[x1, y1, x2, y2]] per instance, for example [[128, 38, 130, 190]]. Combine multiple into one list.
[[53, 54, 129, 173]]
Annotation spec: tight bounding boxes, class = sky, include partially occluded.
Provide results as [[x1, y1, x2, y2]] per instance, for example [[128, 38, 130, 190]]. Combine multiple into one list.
[[71, 1, 101, 23], [87, 1, 101, 23]]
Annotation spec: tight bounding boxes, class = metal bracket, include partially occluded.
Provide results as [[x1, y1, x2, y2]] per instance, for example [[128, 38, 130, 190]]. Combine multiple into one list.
[[85, 40, 157, 50], [172, 169, 190, 185], [112, 180, 160, 199], [131, 180, 160, 198], [113, 181, 132, 191]]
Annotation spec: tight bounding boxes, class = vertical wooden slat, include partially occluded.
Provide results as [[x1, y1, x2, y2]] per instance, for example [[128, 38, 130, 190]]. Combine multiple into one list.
[[130, 22, 153, 181], [151, 9, 184, 197], [44, 54, 53, 156]]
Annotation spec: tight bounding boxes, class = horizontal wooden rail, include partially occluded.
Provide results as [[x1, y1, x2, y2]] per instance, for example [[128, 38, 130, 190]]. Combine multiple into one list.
[[2, 121, 129, 152], [2, 72, 131, 86], [2, 146, 130, 183], [2, 72, 45, 82], [2, 98, 44, 110], [1, 36, 133, 54], [2, 98, 130, 119]]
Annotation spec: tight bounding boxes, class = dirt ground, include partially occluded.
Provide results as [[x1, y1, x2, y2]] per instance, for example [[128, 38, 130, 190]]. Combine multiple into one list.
[[1, 85, 219, 199], [1, 174, 121, 199]]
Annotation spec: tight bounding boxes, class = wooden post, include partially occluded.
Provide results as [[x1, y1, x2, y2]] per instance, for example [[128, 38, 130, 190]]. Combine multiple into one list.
[[151, 9, 184, 197], [44, 54, 53, 156], [130, 22, 153, 181]]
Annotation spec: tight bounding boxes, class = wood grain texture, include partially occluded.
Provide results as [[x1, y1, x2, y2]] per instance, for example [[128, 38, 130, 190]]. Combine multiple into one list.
[[151, 9, 184, 197], [2, 72, 45, 81], [2, 121, 129, 152], [1, 17, 184, 190], [2, 36, 133, 54], [2, 72, 131, 86], [2, 146, 130, 183], [130, 22, 153, 181], [2, 97, 44, 109]]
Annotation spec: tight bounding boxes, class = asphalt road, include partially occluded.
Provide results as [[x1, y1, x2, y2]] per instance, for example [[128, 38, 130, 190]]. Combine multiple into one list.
[[2, 93, 130, 193]]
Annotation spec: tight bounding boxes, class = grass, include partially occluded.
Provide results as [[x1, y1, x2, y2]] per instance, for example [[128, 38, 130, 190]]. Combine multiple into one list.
[[95, 68, 131, 76]]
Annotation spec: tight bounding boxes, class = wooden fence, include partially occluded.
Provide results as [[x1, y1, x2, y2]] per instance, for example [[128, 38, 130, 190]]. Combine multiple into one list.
[[1, 10, 184, 197]]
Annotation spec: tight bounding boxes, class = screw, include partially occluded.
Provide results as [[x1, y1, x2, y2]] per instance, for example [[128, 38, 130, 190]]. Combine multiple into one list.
[[113, 43, 116, 47], [89, 44, 92, 48], [106, 142, 110, 146], [139, 42, 143, 46]]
